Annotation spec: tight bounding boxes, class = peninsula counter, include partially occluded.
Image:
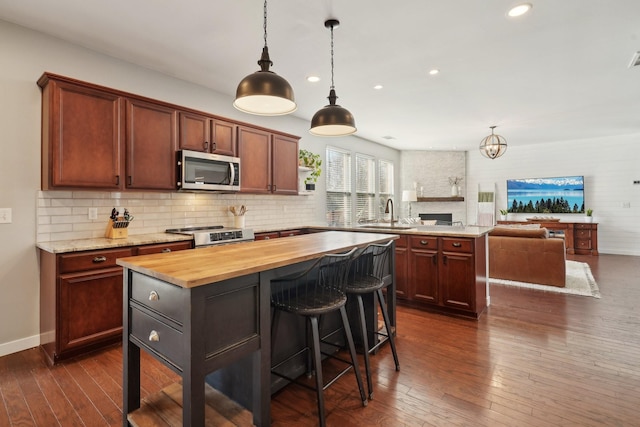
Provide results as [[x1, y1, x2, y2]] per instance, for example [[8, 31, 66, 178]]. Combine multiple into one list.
[[117, 231, 398, 427]]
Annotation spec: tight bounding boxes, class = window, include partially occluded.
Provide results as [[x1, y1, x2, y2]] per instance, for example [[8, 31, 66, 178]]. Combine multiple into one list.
[[356, 154, 376, 221], [326, 147, 351, 225], [325, 146, 394, 224]]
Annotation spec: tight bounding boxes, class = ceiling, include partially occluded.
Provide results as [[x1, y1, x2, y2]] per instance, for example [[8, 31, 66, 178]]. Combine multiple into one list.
[[2, 0, 639, 151]]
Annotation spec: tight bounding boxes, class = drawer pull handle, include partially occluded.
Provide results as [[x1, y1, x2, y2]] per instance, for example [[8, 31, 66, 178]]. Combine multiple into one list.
[[161, 248, 172, 253], [420, 240, 429, 245], [264, 236, 270, 240], [149, 330, 159, 342], [452, 242, 462, 248], [149, 290, 159, 301], [92, 256, 107, 263]]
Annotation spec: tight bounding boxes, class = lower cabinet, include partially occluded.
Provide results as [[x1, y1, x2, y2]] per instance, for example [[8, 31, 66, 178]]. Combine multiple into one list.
[[397, 234, 487, 318], [39, 240, 192, 364], [254, 229, 304, 240]]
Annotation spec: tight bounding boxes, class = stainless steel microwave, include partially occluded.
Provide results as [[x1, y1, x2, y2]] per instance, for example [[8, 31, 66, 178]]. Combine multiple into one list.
[[176, 150, 240, 192]]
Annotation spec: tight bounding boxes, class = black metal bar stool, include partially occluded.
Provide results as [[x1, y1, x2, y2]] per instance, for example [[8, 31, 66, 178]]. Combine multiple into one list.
[[270, 248, 367, 427], [346, 240, 400, 400]]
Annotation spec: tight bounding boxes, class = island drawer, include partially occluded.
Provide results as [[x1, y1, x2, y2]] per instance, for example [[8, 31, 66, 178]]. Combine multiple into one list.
[[409, 236, 438, 250], [130, 305, 183, 368], [440, 237, 473, 253], [59, 248, 134, 274], [130, 272, 185, 323]]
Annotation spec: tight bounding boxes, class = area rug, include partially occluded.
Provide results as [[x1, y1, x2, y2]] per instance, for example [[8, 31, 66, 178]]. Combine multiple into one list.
[[490, 260, 601, 298]]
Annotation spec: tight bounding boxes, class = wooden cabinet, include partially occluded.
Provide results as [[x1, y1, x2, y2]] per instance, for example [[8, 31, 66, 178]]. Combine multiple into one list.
[[39, 240, 192, 364], [497, 221, 598, 255], [397, 234, 487, 318], [254, 229, 303, 240], [39, 73, 300, 193], [125, 99, 177, 190], [39, 75, 123, 190], [179, 112, 237, 156], [237, 126, 299, 195]]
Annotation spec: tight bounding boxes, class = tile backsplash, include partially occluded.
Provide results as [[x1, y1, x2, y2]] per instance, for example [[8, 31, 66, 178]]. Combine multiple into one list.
[[37, 190, 318, 242]]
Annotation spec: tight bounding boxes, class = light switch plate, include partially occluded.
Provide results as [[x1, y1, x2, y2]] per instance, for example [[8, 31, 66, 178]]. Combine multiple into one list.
[[0, 208, 12, 224], [88, 207, 98, 220]]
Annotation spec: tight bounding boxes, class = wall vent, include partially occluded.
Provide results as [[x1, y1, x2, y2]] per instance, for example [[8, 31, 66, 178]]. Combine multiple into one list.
[[628, 51, 640, 68]]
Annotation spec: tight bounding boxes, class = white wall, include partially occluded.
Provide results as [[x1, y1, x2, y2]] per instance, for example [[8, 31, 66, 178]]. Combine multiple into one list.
[[466, 134, 640, 256], [0, 20, 400, 356]]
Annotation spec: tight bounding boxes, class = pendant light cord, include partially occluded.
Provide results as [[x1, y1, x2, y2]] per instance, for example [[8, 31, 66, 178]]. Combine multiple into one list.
[[330, 23, 335, 90], [263, 0, 268, 48]]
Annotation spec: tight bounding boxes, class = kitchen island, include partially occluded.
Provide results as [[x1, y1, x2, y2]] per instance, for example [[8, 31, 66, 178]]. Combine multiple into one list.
[[117, 231, 398, 427]]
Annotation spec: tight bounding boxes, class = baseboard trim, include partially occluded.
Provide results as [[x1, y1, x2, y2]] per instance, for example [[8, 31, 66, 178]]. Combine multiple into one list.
[[0, 334, 40, 357]]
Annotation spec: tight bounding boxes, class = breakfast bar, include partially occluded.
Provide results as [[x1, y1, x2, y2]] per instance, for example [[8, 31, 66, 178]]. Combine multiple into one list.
[[117, 231, 398, 426]]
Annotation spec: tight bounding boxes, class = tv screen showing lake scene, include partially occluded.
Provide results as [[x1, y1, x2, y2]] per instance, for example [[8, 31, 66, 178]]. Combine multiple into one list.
[[506, 176, 585, 214]]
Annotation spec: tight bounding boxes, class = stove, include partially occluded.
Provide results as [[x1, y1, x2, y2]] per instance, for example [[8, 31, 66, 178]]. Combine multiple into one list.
[[166, 225, 255, 247]]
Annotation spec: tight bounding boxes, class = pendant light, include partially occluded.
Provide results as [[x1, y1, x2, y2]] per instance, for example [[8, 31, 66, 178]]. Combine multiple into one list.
[[479, 126, 508, 159], [310, 19, 357, 136], [233, 0, 296, 116]]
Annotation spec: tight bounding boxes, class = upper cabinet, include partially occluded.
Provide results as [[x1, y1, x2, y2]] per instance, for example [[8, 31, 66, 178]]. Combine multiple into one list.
[[38, 73, 299, 193], [237, 126, 299, 195], [40, 76, 124, 190], [179, 112, 236, 156], [125, 99, 177, 190]]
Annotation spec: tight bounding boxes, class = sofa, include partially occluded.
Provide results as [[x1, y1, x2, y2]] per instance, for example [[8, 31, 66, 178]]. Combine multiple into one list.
[[489, 225, 566, 287]]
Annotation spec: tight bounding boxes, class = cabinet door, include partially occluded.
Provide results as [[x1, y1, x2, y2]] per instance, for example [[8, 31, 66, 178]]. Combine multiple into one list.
[[271, 134, 299, 195], [439, 252, 475, 311], [44, 80, 123, 189], [394, 244, 409, 300], [237, 126, 271, 193], [126, 99, 177, 190], [58, 267, 123, 355], [179, 111, 210, 152], [211, 119, 237, 156], [410, 248, 439, 304]]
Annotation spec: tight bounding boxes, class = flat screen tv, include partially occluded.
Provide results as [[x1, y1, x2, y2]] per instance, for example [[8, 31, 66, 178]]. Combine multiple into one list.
[[506, 175, 585, 214]]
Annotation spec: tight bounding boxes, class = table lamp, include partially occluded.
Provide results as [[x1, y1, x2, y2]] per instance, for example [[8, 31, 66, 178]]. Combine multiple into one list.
[[402, 190, 418, 218]]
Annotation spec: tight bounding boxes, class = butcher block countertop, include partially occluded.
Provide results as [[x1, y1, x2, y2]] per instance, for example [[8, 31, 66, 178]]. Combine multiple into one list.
[[117, 231, 398, 289]]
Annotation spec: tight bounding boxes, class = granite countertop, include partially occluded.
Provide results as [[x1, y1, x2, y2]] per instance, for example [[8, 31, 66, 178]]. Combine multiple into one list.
[[313, 224, 494, 238], [36, 233, 194, 254]]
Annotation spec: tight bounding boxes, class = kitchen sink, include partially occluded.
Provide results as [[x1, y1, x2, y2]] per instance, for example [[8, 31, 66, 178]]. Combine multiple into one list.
[[358, 224, 416, 230]]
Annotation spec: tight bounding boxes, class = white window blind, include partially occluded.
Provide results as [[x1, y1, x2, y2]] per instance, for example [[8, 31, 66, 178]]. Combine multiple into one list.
[[356, 154, 376, 222], [326, 147, 352, 225], [378, 159, 394, 216]]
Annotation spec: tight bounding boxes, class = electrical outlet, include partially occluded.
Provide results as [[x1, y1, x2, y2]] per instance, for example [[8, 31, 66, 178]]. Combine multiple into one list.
[[88, 207, 98, 220], [0, 208, 12, 224]]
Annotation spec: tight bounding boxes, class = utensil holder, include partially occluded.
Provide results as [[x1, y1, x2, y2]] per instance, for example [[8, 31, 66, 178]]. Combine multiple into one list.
[[105, 217, 129, 239], [234, 216, 245, 229]]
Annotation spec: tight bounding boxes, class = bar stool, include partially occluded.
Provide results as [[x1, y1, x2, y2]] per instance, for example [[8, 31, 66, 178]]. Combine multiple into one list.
[[270, 248, 367, 427], [346, 240, 400, 400]]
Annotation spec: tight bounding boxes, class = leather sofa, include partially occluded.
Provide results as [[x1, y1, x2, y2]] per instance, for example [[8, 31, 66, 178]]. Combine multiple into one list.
[[489, 225, 566, 287]]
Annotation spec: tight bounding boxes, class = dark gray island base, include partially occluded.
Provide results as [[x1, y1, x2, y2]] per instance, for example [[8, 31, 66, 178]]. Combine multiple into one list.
[[117, 231, 397, 426]]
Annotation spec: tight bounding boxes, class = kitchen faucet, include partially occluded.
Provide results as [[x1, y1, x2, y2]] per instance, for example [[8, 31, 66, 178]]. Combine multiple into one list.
[[384, 198, 395, 223]]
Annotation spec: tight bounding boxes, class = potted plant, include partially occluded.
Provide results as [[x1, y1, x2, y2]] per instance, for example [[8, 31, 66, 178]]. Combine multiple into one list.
[[299, 149, 322, 190], [586, 208, 593, 223], [499, 209, 508, 221]]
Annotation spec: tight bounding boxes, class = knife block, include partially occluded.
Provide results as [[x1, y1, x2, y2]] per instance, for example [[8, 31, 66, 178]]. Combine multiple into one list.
[[105, 217, 129, 239]]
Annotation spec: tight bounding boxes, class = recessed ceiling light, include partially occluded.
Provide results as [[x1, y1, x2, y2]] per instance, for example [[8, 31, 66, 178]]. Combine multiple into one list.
[[306, 75, 321, 83], [507, 3, 532, 17], [373, 84, 383, 90], [429, 69, 439, 75]]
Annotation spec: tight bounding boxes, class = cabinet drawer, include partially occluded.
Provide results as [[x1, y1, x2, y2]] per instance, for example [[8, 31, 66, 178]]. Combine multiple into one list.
[[136, 240, 193, 255], [575, 224, 593, 230], [255, 232, 280, 240], [409, 236, 438, 250], [131, 306, 183, 368], [59, 248, 134, 274], [441, 237, 472, 253], [575, 230, 591, 239], [130, 272, 185, 323], [280, 229, 302, 237], [576, 239, 592, 250]]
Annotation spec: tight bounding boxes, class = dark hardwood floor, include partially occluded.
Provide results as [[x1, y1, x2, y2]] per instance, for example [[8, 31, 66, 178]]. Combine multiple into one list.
[[1, 254, 638, 426]]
